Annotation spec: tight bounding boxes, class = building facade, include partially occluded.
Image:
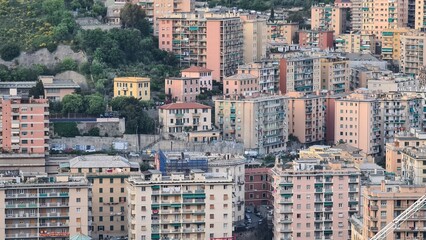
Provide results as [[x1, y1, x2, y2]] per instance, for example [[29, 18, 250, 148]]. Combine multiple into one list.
[[298, 30, 334, 50], [245, 167, 273, 206], [400, 31, 426, 75], [335, 32, 376, 54], [381, 28, 410, 62], [159, 102, 212, 133], [223, 74, 259, 96], [320, 56, 350, 93], [266, 22, 299, 44], [113, 77, 151, 100], [181, 66, 213, 91], [39, 76, 80, 101], [165, 77, 200, 102], [311, 4, 348, 35], [126, 170, 234, 240], [215, 95, 288, 155], [237, 60, 279, 94], [240, 14, 267, 63]]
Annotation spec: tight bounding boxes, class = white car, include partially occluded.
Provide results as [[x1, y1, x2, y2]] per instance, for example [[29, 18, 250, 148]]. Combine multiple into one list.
[[129, 152, 140, 157]]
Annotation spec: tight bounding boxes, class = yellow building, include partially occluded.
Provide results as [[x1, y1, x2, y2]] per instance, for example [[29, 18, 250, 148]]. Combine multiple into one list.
[[113, 77, 150, 100], [381, 28, 409, 61]]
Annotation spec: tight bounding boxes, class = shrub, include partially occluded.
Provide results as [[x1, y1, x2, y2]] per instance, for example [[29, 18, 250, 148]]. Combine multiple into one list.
[[0, 44, 20, 61]]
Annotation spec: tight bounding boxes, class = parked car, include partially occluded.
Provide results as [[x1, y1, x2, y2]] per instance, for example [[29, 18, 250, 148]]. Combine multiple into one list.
[[129, 152, 140, 157]]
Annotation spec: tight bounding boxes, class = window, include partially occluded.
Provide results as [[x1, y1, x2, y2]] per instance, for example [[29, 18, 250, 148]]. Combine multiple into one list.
[[210, 224, 214, 228], [210, 214, 214, 219], [110, 188, 114, 193], [110, 197, 114, 203], [210, 195, 214, 200], [76, 208, 81, 213], [141, 196, 146, 201], [76, 198, 81, 203], [99, 197, 103, 203], [98, 226, 104, 231], [110, 225, 114, 231], [99, 207, 103, 212], [121, 188, 125, 193], [110, 178, 114, 184], [99, 216, 103, 222], [110, 216, 114, 221], [224, 194, 228, 200], [121, 225, 125, 231]]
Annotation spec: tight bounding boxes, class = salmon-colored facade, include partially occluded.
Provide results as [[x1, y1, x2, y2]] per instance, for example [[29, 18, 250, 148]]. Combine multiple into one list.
[[165, 77, 199, 102], [245, 167, 273, 206], [299, 30, 334, 50], [223, 74, 258, 96], [181, 66, 213, 91]]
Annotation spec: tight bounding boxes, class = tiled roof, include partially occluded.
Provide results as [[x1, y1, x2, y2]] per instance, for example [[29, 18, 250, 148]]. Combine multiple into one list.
[[225, 73, 257, 80], [181, 66, 213, 72], [159, 102, 211, 110]]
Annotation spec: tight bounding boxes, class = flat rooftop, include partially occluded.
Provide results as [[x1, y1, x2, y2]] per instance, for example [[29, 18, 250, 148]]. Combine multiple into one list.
[[69, 155, 137, 168]]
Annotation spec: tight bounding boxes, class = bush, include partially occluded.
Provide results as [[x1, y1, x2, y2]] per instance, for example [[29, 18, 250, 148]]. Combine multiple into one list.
[[87, 127, 100, 136], [0, 44, 21, 61], [53, 122, 80, 137]]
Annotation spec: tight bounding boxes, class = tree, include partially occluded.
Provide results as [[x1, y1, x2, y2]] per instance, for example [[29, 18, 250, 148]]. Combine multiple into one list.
[[87, 127, 100, 136], [29, 81, 45, 99], [0, 43, 20, 61], [62, 94, 84, 114], [56, 58, 78, 72], [268, 8, 275, 22], [287, 12, 305, 25], [85, 94, 105, 116], [120, 3, 150, 37]]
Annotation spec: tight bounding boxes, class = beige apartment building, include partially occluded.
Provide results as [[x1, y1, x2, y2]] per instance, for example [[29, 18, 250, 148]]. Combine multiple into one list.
[[349, 64, 391, 90], [320, 56, 350, 94], [311, 4, 348, 35], [400, 31, 426, 75], [215, 94, 288, 155], [39, 76, 80, 101], [286, 91, 327, 144], [238, 60, 279, 93], [223, 73, 259, 96], [361, 182, 426, 240], [158, 12, 243, 81], [126, 170, 233, 240], [137, 0, 195, 35], [266, 21, 299, 43], [381, 28, 410, 62], [159, 102, 212, 133], [240, 14, 267, 63], [0, 172, 91, 239], [386, 128, 426, 175], [367, 73, 419, 92], [270, 158, 360, 240], [361, 0, 408, 40], [66, 155, 140, 240], [350, 0, 362, 31], [401, 146, 426, 185], [113, 77, 151, 100], [335, 32, 376, 54]]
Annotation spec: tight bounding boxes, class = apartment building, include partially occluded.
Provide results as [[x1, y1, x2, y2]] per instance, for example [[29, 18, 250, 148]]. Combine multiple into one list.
[[414, 0, 426, 29], [381, 28, 410, 62], [298, 30, 334, 50], [0, 97, 49, 172], [237, 60, 279, 94], [400, 31, 426, 75], [320, 56, 350, 93], [113, 77, 150, 100], [335, 32, 376, 54], [159, 102, 212, 133], [311, 4, 348, 35], [165, 77, 200, 102], [240, 14, 267, 63], [39, 76, 80, 101], [0, 171, 91, 239], [245, 167, 273, 206], [350, 0, 362, 31], [279, 52, 322, 94], [401, 146, 426, 185], [335, 89, 382, 156], [367, 73, 419, 92], [299, 144, 369, 167], [223, 74, 259, 96], [137, 0, 195, 35], [349, 64, 391, 90], [158, 12, 243, 81], [266, 22, 299, 44], [181, 66, 213, 91], [386, 128, 426, 175], [362, 182, 426, 240], [126, 170, 234, 240], [66, 155, 140, 240], [0, 82, 36, 97], [361, 0, 408, 39], [214, 94, 288, 155], [286, 91, 327, 144], [270, 158, 360, 240]]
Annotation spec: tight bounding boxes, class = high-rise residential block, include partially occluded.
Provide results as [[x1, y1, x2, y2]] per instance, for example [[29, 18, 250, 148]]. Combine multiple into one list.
[[0, 172, 91, 239], [240, 14, 267, 63], [311, 4, 348, 35], [349, 64, 390, 90], [66, 156, 140, 240], [361, 0, 408, 39], [113, 77, 151, 100], [158, 12, 243, 81], [214, 94, 288, 155], [367, 73, 419, 92], [401, 146, 426, 184], [266, 22, 299, 44], [414, 0, 426, 29], [159, 102, 212, 133], [335, 32, 376, 54], [381, 28, 410, 62], [361, 182, 426, 239], [386, 128, 426, 176], [0, 97, 49, 172], [286, 91, 327, 144], [298, 30, 334, 50], [136, 0, 195, 36], [400, 31, 426, 75], [270, 158, 360, 240], [350, 0, 362, 31], [237, 60, 279, 94], [155, 151, 246, 223], [320, 56, 350, 94], [126, 170, 234, 240]]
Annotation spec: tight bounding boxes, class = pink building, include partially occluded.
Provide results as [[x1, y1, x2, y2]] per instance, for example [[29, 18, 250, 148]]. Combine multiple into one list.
[[299, 30, 334, 50], [223, 73, 259, 96], [165, 77, 199, 102], [271, 159, 360, 240], [181, 66, 213, 91], [245, 167, 273, 207]]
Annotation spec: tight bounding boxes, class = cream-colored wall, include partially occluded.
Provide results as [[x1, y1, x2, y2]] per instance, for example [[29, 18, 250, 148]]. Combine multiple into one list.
[[159, 107, 212, 133]]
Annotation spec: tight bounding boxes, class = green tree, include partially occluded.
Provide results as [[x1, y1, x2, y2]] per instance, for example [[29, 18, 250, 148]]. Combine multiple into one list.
[[87, 127, 100, 136], [29, 81, 45, 99], [120, 3, 150, 37], [54, 122, 80, 137], [287, 12, 305, 25], [85, 94, 105, 116], [0, 43, 20, 61], [56, 58, 78, 72], [62, 94, 84, 114]]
